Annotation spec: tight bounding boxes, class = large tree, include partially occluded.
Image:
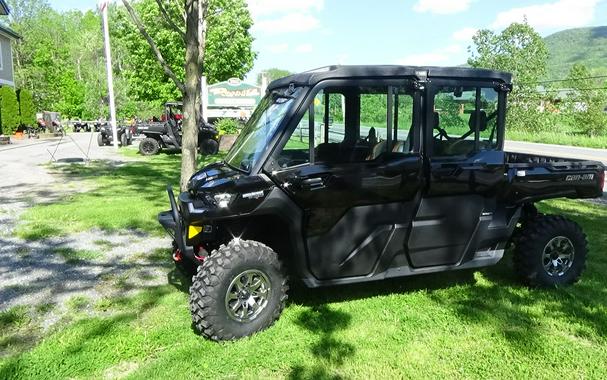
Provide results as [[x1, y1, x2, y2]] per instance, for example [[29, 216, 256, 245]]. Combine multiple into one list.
[[565, 64, 607, 137], [468, 21, 549, 131], [114, 0, 255, 104], [119, 0, 254, 188]]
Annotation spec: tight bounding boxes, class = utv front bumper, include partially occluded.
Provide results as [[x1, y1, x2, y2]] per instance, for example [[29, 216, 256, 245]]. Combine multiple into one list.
[[158, 185, 187, 253], [158, 186, 215, 263]]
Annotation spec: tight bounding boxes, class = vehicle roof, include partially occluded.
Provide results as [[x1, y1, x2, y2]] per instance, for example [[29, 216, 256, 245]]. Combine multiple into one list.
[[267, 65, 512, 91]]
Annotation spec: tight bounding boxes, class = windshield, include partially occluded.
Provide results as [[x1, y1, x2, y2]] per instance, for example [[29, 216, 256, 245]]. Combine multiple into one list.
[[225, 87, 302, 172]]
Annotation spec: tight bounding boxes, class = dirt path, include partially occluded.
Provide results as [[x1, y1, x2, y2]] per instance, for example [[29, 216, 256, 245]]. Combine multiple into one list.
[[0, 134, 171, 326]]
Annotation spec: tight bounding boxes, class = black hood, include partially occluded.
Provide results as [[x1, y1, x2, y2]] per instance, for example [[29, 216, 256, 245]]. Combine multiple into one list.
[[187, 161, 271, 194], [187, 161, 240, 193]]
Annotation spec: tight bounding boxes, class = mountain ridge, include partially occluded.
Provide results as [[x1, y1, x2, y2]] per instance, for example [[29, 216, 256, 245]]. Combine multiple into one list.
[[544, 26, 607, 80]]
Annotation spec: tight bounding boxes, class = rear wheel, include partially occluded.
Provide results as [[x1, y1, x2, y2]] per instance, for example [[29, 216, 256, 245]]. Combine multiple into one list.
[[190, 239, 288, 341], [199, 138, 219, 155], [120, 133, 128, 147], [139, 137, 160, 155], [514, 215, 587, 287], [97, 133, 104, 147]]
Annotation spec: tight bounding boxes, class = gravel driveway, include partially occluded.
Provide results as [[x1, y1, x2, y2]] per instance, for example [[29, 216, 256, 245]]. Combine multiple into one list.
[[0, 133, 171, 325]]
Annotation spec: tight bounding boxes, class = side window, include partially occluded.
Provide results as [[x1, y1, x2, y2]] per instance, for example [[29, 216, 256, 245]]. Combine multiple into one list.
[[313, 86, 417, 163], [394, 89, 415, 154], [274, 84, 418, 169], [433, 86, 499, 157]]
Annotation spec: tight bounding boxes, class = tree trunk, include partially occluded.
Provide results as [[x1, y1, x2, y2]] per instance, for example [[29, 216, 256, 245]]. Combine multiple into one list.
[[180, 0, 200, 191]]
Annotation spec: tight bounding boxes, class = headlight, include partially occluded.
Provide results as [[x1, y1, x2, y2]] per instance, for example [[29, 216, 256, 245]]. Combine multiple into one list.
[[213, 193, 234, 208]]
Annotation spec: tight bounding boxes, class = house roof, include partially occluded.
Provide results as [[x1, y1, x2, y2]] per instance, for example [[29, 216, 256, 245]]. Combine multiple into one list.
[[0, 24, 21, 40], [0, 0, 9, 16]]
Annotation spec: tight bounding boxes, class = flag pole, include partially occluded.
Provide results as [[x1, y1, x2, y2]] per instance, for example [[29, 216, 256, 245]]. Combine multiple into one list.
[[100, 0, 118, 150]]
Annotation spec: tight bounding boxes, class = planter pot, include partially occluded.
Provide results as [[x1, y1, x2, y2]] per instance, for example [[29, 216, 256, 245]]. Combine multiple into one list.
[[219, 134, 238, 151]]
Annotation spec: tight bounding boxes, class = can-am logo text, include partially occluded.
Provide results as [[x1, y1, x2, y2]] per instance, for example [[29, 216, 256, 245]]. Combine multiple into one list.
[[565, 174, 594, 181]]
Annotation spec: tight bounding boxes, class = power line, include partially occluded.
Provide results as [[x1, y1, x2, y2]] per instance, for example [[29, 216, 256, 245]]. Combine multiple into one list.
[[516, 87, 607, 93], [519, 75, 607, 85]]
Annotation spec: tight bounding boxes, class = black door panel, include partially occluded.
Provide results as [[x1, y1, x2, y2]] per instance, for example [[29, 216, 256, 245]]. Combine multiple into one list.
[[271, 154, 423, 279], [407, 196, 484, 267], [274, 154, 423, 235], [307, 203, 413, 279]]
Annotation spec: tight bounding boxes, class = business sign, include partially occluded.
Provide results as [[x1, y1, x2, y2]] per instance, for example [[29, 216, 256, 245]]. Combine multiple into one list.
[[207, 78, 262, 108]]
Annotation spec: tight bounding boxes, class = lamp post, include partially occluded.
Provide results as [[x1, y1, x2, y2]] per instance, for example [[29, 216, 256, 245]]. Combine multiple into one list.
[[99, 0, 118, 149]]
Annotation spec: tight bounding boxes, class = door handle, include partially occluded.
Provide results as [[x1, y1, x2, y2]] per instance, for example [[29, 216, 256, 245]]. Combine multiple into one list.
[[301, 177, 325, 190]]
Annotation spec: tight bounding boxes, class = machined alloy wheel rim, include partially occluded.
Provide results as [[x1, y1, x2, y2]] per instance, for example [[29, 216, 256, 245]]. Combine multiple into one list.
[[225, 269, 271, 322], [542, 236, 575, 277]]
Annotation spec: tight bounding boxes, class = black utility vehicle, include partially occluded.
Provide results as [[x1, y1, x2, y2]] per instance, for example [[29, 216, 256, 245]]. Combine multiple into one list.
[[97, 123, 133, 147], [73, 121, 91, 133], [136, 102, 219, 156], [159, 66, 605, 341]]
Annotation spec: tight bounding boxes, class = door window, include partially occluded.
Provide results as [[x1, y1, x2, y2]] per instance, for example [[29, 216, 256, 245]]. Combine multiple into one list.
[[432, 86, 500, 157], [273, 84, 417, 169]]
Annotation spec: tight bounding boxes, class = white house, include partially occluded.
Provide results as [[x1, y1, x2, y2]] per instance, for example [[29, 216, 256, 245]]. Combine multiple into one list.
[[0, 0, 21, 87]]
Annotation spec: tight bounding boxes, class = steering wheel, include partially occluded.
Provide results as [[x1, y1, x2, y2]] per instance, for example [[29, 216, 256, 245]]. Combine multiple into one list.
[[433, 127, 451, 141]]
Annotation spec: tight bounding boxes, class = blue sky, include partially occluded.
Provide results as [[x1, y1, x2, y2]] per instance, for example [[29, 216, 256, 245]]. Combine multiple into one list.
[[50, 0, 607, 81]]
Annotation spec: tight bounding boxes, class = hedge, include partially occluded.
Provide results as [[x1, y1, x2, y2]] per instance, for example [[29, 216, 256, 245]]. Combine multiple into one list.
[[18, 89, 36, 127], [0, 86, 19, 135]]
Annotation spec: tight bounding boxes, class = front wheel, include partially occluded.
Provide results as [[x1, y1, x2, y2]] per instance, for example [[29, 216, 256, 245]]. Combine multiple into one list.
[[190, 239, 288, 341], [514, 215, 587, 287], [97, 133, 104, 147]]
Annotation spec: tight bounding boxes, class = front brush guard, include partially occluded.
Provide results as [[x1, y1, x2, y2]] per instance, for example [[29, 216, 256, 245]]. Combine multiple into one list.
[[158, 185, 187, 255]]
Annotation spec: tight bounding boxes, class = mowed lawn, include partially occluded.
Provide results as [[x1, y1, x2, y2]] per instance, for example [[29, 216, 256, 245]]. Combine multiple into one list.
[[2, 151, 607, 379]]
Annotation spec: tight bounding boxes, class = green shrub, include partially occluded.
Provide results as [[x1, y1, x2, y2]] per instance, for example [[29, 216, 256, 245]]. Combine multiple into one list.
[[17, 89, 36, 127], [214, 118, 241, 135], [0, 86, 20, 135]]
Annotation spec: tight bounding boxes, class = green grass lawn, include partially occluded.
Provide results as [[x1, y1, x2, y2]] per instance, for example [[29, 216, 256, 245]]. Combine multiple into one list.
[[507, 129, 607, 149], [16, 151, 224, 240], [3, 150, 607, 378]]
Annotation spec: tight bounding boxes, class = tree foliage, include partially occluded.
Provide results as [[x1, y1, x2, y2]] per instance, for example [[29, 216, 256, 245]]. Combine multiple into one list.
[[0, 86, 20, 135], [113, 0, 255, 105], [256, 68, 292, 85], [468, 21, 549, 131], [3, 0, 255, 124], [17, 88, 35, 126], [564, 64, 607, 136], [5, 0, 125, 119]]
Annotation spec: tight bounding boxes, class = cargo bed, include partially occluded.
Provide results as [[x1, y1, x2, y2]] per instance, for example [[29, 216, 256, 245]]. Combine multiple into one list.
[[505, 152, 605, 204]]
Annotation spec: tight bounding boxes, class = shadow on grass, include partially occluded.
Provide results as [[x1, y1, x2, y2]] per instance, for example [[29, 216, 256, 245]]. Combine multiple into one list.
[[427, 199, 607, 354], [288, 305, 354, 379]]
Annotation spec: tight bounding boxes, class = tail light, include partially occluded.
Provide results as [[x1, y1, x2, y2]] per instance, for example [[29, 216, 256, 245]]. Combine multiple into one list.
[[599, 170, 605, 192]]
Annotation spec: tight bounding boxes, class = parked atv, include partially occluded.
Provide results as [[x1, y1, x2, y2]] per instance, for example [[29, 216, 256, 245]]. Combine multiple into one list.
[[136, 102, 219, 156], [158, 65, 605, 341], [97, 123, 133, 147], [73, 121, 91, 132]]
